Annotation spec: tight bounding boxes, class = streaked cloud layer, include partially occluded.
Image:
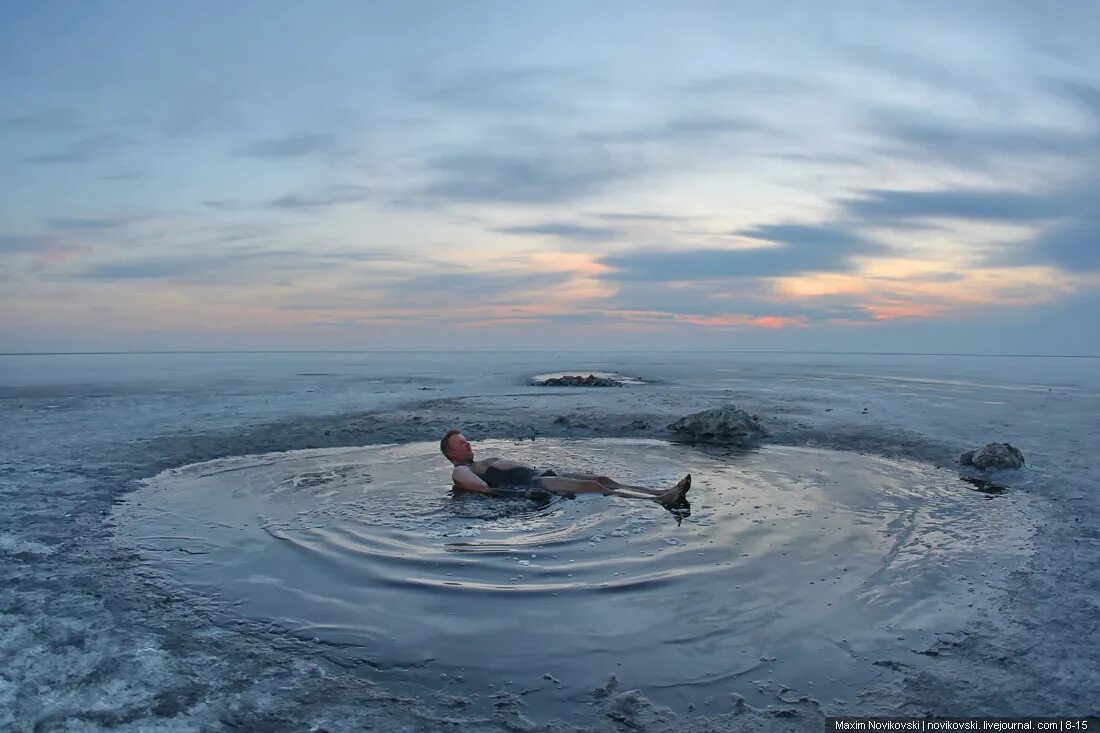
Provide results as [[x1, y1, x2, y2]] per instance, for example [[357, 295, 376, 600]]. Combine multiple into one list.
[[2, 1, 1098, 353]]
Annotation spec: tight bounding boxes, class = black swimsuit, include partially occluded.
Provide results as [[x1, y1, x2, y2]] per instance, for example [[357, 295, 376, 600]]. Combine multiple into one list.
[[478, 464, 557, 488]]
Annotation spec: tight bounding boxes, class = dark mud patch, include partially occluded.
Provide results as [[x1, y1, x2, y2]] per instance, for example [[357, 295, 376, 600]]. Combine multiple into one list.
[[959, 476, 1008, 496]]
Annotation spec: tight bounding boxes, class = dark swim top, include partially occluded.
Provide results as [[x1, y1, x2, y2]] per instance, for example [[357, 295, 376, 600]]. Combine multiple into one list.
[[479, 464, 557, 488]]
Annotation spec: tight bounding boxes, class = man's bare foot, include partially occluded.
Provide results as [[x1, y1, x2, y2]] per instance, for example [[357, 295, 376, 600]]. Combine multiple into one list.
[[660, 474, 691, 506]]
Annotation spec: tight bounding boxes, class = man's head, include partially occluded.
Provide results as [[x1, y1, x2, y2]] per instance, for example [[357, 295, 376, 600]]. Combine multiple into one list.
[[440, 429, 473, 465]]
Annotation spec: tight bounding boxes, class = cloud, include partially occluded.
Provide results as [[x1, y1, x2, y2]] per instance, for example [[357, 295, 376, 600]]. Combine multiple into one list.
[[384, 269, 574, 307], [650, 115, 766, 139], [0, 236, 42, 254], [407, 65, 586, 115], [843, 43, 996, 101], [0, 108, 81, 132], [1014, 186, 1100, 271], [846, 79, 1100, 271], [677, 74, 1100, 282], [234, 133, 344, 158], [604, 308, 809, 330], [78, 258, 212, 280], [600, 222, 879, 282], [761, 182, 1099, 273], [1010, 81, 1100, 271], [0, 234, 90, 262], [494, 222, 622, 242], [44, 216, 141, 230], [843, 189, 1067, 222], [72, 244, 401, 282], [265, 184, 372, 210], [1046, 79, 1100, 117], [580, 115, 767, 144], [99, 167, 143, 181], [80, 254, 255, 281], [867, 77, 1100, 170], [278, 267, 588, 329], [24, 134, 130, 164], [593, 212, 698, 223], [208, 185, 374, 212], [870, 111, 1088, 168], [413, 149, 634, 205], [682, 73, 814, 96], [1027, 223, 1100, 270], [739, 223, 876, 251], [202, 199, 245, 211], [606, 278, 803, 318]]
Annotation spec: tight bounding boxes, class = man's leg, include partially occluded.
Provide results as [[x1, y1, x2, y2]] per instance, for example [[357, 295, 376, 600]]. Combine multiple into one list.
[[536, 475, 690, 505], [558, 473, 666, 496]]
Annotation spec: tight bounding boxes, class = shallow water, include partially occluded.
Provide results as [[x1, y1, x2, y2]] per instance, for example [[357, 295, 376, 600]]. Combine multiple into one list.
[[112, 437, 1033, 716]]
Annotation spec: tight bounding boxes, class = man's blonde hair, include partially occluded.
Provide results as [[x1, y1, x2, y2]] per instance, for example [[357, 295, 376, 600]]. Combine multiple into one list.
[[440, 429, 462, 459]]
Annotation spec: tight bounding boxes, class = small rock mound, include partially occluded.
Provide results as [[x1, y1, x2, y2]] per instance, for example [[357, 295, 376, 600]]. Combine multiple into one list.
[[666, 405, 767, 446], [535, 374, 620, 387], [960, 442, 1025, 470]]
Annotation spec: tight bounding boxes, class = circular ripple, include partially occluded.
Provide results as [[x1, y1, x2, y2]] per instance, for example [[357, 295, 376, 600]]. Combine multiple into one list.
[[112, 439, 1035, 713]]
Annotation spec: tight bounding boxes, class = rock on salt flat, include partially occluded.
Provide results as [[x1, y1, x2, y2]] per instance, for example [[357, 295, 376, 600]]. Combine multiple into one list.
[[666, 405, 767, 446], [960, 442, 1026, 470]]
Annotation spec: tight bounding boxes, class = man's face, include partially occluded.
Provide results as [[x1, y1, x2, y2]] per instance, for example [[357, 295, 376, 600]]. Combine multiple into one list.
[[448, 433, 474, 463]]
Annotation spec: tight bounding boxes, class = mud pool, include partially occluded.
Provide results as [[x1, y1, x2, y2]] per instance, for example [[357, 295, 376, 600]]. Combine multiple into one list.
[[112, 437, 1033, 718]]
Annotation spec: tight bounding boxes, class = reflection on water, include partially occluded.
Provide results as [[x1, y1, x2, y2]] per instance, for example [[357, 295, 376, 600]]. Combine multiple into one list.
[[113, 439, 1034, 716]]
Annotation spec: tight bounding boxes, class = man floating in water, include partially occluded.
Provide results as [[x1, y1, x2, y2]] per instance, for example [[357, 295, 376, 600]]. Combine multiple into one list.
[[440, 429, 691, 507]]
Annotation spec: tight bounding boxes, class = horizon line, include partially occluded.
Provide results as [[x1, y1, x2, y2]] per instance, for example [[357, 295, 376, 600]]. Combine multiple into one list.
[[1, 349, 1097, 358]]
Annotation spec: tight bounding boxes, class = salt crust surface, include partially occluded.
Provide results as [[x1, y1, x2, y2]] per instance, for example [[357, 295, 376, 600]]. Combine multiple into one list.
[[1, 352, 1097, 731]]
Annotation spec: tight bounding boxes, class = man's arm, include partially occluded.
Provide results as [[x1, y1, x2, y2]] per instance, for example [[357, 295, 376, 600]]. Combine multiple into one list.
[[452, 466, 550, 502], [452, 465, 492, 494]]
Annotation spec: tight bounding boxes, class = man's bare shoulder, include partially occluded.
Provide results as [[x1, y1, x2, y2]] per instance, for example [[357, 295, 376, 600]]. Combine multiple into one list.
[[452, 464, 490, 492], [453, 464, 489, 481]]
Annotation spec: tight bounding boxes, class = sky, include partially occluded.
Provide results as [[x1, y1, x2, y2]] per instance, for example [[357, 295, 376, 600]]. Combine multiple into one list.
[[2, 1, 1099, 354]]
